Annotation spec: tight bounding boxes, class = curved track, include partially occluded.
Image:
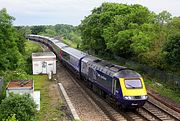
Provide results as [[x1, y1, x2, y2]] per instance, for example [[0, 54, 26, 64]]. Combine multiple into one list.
[[28, 37, 180, 121]]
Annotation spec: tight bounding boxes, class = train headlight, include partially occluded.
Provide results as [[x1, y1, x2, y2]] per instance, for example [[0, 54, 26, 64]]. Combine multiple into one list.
[[124, 96, 133, 100], [141, 95, 148, 100]]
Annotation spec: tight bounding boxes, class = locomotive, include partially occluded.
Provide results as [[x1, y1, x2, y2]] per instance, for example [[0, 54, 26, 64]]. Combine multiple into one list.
[[28, 34, 148, 109]]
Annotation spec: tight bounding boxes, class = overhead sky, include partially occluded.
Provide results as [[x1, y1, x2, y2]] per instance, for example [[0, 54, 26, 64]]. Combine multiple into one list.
[[0, 0, 179, 26]]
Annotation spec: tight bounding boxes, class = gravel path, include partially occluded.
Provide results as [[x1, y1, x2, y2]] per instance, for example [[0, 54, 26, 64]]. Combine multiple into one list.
[[55, 64, 110, 121]]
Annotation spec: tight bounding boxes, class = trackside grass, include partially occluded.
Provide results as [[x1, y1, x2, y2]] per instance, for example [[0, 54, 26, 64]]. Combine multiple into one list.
[[25, 41, 66, 121], [144, 75, 180, 102], [32, 75, 65, 121]]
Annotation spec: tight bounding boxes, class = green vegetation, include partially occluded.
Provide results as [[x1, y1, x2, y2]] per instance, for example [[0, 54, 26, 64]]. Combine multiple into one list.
[[63, 38, 78, 48], [32, 75, 65, 121], [144, 77, 180, 102], [24, 41, 43, 74], [0, 8, 25, 71], [79, 3, 180, 74], [3, 114, 17, 121], [0, 8, 66, 121], [23, 24, 82, 48], [0, 94, 37, 121]]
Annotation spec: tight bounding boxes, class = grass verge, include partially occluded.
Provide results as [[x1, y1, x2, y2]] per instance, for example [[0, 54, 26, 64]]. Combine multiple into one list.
[[30, 75, 65, 121], [144, 75, 180, 102]]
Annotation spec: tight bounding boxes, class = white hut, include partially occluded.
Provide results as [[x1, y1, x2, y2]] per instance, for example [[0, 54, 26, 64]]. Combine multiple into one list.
[[32, 52, 56, 75]]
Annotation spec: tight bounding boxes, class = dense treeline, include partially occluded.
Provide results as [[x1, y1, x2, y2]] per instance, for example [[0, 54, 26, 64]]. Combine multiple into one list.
[[0, 9, 25, 71], [79, 3, 180, 73], [16, 24, 81, 46]]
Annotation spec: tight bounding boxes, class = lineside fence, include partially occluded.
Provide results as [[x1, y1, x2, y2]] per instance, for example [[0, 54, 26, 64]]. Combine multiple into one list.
[[114, 55, 180, 88]]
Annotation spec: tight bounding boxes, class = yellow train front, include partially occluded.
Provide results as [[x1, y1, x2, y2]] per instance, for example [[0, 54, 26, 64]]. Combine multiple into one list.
[[115, 69, 148, 109]]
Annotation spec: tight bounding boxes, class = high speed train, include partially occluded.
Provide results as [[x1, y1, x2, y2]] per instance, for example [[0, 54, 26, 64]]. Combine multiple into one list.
[[28, 34, 148, 109]]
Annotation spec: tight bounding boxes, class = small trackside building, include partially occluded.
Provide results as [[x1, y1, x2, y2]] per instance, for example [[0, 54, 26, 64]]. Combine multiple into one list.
[[6, 80, 34, 97], [32, 52, 56, 75], [6, 80, 40, 111]]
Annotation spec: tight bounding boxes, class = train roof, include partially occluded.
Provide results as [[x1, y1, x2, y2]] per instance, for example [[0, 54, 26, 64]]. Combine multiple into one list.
[[55, 42, 68, 49], [82, 55, 99, 63], [88, 58, 141, 78], [62, 47, 86, 59], [115, 69, 141, 78], [51, 39, 59, 43]]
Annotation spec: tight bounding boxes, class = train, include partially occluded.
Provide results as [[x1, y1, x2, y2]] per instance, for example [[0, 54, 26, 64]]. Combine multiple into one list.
[[27, 34, 148, 109]]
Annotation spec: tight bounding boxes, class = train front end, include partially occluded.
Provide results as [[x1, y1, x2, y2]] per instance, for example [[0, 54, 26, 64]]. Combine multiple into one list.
[[116, 70, 148, 109]]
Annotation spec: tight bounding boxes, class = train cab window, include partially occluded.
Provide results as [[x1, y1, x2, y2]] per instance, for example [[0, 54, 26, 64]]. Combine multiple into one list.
[[124, 79, 142, 89]]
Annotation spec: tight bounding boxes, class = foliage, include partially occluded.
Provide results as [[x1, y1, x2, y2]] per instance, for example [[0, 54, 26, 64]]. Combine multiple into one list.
[[80, 3, 156, 56], [54, 24, 75, 39], [79, 3, 180, 74], [163, 32, 180, 68], [15, 26, 32, 54], [31, 25, 46, 35], [0, 8, 25, 71], [3, 114, 18, 121], [24, 41, 43, 74], [144, 75, 180, 102], [156, 10, 172, 25], [32, 75, 65, 121], [0, 94, 37, 121]]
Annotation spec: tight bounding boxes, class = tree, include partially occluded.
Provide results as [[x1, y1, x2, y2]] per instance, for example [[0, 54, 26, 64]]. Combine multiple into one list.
[[54, 24, 75, 39], [156, 10, 172, 25], [80, 3, 156, 57], [0, 8, 25, 71], [31, 25, 46, 35], [163, 32, 180, 68], [0, 94, 37, 121]]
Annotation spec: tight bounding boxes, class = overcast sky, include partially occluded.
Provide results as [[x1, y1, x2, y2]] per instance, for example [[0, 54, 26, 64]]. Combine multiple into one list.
[[0, 0, 179, 26]]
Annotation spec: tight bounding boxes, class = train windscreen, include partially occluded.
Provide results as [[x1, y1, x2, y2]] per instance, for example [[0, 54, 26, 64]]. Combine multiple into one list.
[[124, 79, 142, 89]]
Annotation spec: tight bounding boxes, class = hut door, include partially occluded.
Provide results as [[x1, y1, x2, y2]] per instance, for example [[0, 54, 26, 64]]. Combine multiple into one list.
[[42, 61, 47, 74]]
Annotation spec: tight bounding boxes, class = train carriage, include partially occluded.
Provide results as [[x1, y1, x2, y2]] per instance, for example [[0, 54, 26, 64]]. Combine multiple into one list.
[[60, 47, 86, 74], [54, 42, 68, 59]]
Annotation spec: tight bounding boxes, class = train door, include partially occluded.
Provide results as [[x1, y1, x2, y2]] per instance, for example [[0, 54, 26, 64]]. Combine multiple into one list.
[[112, 78, 120, 95]]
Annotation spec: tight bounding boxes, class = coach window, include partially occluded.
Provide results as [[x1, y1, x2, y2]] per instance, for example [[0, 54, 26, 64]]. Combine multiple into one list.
[[63, 52, 70, 61]]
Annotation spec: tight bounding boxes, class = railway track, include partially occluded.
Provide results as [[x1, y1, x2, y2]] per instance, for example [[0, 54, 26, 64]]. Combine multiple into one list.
[[64, 65, 150, 121], [56, 64, 112, 121], [65, 65, 180, 121], [137, 101, 180, 121]]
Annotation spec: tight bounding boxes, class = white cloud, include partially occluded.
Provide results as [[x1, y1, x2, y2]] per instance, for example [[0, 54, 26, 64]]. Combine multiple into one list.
[[0, 0, 179, 25]]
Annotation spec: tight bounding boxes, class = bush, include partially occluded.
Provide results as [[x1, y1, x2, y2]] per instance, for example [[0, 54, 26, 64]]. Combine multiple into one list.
[[0, 94, 37, 121]]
